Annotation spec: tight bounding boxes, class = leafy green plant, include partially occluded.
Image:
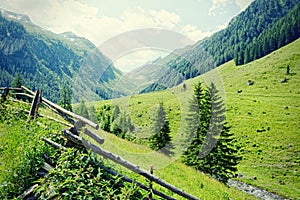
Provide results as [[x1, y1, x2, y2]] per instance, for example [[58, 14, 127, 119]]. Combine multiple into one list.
[[0, 100, 56, 198], [36, 148, 146, 199]]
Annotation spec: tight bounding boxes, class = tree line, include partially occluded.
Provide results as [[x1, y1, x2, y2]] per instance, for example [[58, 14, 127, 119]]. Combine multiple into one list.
[[235, 3, 300, 65]]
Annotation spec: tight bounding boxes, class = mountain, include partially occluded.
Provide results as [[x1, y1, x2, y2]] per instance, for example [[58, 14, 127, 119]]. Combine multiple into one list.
[[127, 0, 300, 94], [0, 9, 124, 103]]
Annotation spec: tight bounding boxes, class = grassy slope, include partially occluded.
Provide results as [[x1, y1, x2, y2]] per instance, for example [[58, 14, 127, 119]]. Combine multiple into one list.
[[92, 39, 300, 199], [216, 40, 300, 198]]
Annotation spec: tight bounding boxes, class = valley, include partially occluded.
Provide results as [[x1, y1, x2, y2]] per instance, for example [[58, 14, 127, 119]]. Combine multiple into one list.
[[0, 0, 299, 199]]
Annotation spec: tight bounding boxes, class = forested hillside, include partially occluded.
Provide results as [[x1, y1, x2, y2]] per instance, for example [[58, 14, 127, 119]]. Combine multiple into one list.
[[127, 0, 300, 93], [235, 3, 300, 65], [0, 10, 124, 103]]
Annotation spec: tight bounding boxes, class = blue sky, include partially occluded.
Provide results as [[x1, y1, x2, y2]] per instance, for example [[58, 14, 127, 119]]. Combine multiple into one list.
[[0, 0, 254, 72]]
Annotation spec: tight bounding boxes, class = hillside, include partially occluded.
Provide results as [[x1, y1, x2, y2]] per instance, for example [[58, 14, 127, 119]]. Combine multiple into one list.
[[0, 9, 124, 102], [127, 0, 299, 94], [92, 38, 300, 199]]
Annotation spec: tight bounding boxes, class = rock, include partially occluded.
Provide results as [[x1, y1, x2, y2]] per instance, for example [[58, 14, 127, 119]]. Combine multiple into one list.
[[247, 80, 255, 86], [280, 78, 288, 83]]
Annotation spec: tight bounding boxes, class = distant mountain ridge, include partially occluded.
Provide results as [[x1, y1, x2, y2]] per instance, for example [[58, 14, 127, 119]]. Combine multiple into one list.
[[0, 8, 32, 24], [126, 0, 300, 94], [0, 9, 124, 102]]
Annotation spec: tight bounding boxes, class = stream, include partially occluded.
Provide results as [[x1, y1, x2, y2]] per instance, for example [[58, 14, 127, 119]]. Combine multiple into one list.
[[227, 180, 289, 200]]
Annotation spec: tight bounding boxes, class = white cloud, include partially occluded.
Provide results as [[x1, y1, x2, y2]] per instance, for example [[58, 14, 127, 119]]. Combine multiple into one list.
[[208, 0, 231, 15], [216, 22, 229, 31], [0, 0, 182, 46], [209, 0, 254, 15], [235, 0, 254, 11], [149, 9, 181, 29], [181, 24, 213, 41]]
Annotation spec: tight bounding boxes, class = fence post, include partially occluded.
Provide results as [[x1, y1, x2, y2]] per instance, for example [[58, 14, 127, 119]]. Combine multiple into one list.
[[1, 87, 9, 103], [28, 90, 42, 119], [148, 165, 154, 199]]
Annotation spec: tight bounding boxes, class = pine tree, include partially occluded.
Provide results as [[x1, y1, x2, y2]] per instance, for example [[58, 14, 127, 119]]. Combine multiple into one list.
[[181, 82, 211, 167], [110, 108, 134, 138], [149, 102, 171, 150], [11, 73, 24, 88], [111, 105, 120, 123], [201, 83, 241, 182], [204, 124, 241, 182], [110, 116, 122, 136], [88, 105, 98, 123], [76, 100, 89, 119], [59, 84, 72, 111], [98, 105, 111, 132], [182, 82, 241, 183]]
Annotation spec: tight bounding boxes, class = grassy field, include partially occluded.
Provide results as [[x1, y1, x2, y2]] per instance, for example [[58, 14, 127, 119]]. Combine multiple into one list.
[[90, 39, 300, 199]]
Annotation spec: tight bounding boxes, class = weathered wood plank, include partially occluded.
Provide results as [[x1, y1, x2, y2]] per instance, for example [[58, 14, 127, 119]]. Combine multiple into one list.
[[42, 100, 76, 125], [62, 129, 83, 146], [39, 114, 73, 127], [42, 162, 54, 172], [14, 92, 34, 99], [21, 86, 99, 130], [42, 137, 67, 150], [84, 128, 104, 145], [1, 88, 9, 103], [28, 90, 42, 119], [98, 163, 175, 200], [0, 87, 23, 91], [17, 184, 39, 199]]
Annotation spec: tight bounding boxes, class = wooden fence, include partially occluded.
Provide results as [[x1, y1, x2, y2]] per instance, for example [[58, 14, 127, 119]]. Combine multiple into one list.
[[0, 86, 199, 200]]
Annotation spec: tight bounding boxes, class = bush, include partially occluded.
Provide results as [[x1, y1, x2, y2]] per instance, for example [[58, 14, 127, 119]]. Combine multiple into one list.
[[36, 148, 146, 199]]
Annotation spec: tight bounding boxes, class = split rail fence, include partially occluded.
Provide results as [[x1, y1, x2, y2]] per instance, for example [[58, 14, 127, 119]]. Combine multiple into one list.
[[0, 86, 199, 200]]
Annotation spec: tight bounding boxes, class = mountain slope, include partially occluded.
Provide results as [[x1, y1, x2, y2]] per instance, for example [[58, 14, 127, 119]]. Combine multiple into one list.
[[0, 9, 124, 102], [93, 38, 300, 199], [127, 0, 299, 94]]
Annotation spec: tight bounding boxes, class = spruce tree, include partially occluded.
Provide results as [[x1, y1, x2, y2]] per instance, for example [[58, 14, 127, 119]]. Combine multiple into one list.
[[181, 82, 211, 167], [76, 100, 89, 119], [88, 105, 98, 123], [98, 105, 111, 132], [149, 102, 171, 150], [182, 82, 241, 183], [201, 83, 241, 182], [59, 84, 72, 111], [11, 73, 24, 88]]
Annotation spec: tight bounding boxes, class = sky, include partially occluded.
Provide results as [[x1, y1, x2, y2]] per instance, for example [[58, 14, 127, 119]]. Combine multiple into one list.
[[0, 0, 254, 72]]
